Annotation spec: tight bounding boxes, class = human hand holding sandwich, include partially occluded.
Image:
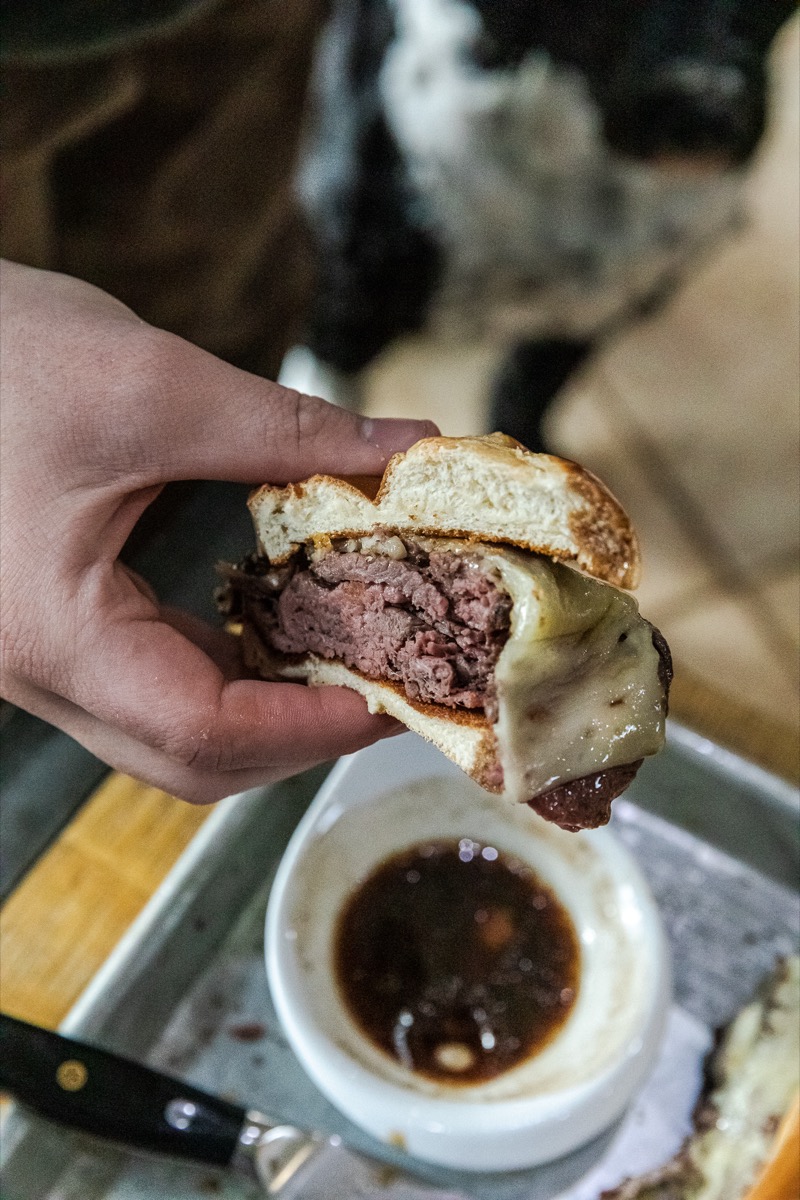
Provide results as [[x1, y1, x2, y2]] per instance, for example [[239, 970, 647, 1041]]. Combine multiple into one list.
[[0, 261, 438, 802]]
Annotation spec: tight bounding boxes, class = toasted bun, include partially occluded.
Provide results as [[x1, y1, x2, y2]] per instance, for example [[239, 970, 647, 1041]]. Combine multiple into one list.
[[241, 624, 502, 791], [249, 433, 640, 589]]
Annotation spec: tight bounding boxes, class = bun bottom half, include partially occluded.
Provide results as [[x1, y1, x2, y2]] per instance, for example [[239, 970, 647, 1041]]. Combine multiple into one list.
[[239, 622, 643, 830], [240, 622, 501, 791]]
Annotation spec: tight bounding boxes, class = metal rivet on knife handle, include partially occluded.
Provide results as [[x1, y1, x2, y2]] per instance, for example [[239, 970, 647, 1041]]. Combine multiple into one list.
[[56, 1060, 88, 1091]]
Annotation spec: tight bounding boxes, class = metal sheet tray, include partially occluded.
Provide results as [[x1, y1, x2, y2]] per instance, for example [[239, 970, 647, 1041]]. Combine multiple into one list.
[[2, 723, 798, 1200]]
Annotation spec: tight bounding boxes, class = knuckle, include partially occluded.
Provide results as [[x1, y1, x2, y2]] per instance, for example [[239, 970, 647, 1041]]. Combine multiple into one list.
[[132, 326, 184, 387], [290, 389, 341, 452], [58, 325, 180, 477], [113, 328, 181, 422], [157, 717, 235, 774]]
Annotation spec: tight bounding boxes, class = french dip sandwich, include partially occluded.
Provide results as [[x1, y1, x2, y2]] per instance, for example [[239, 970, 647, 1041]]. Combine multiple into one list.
[[219, 434, 671, 830]]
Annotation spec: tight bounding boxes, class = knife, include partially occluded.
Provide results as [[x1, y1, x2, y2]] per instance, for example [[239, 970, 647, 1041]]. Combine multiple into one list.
[[0, 1013, 467, 1199]]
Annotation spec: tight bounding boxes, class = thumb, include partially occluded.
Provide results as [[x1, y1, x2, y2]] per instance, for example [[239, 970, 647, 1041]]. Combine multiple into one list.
[[147, 331, 439, 485]]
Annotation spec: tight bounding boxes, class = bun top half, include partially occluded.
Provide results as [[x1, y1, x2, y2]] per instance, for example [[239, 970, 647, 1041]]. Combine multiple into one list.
[[248, 433, 641, 590]]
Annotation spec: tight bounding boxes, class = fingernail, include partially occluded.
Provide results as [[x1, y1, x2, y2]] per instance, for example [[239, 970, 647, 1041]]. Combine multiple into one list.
[[360, 417, 440, 459]]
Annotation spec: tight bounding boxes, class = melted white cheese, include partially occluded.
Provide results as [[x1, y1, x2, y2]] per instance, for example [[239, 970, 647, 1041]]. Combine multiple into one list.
[[481, 546, 665, 800]]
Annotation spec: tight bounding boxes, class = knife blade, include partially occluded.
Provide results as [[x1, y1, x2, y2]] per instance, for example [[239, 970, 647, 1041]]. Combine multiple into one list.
[[0, 1014, 466, 1199]]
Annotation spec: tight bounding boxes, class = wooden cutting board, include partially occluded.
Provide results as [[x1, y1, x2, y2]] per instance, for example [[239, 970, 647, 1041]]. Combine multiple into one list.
[[0, 774, 209, 1029]]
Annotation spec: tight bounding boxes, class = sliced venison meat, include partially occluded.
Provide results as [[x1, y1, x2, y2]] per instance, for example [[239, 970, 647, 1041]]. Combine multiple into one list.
[[650, 622, 674, 697], [224, 540, 512, 713], [528, 760, 644, 831]]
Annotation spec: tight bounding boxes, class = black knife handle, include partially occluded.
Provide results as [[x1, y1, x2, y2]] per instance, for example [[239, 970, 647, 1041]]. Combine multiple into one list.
[[0, 1013, 246, 1166]]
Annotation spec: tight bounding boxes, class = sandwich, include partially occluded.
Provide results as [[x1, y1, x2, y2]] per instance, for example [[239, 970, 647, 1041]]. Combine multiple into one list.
[[218, 433, 671, 830]]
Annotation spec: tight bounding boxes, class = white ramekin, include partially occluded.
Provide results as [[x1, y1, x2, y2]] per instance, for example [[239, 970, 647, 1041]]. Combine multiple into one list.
[[266, 733, 670, 1172]]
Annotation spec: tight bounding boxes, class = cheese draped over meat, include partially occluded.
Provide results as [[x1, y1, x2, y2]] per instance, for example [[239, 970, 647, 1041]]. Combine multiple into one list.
[[481, 542, 665, 801]]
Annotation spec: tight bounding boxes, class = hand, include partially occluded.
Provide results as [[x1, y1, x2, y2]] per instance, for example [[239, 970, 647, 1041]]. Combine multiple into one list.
[[0, 262, 438, 802]]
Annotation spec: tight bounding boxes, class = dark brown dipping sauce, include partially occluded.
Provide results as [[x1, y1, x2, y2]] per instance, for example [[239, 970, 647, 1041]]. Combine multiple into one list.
[[334, 839, 580, 1084]]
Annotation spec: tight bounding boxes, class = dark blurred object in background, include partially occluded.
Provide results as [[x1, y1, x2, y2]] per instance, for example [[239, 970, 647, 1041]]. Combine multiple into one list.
[[290, 0, 795, 449], [0, 0, 326, 381]]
